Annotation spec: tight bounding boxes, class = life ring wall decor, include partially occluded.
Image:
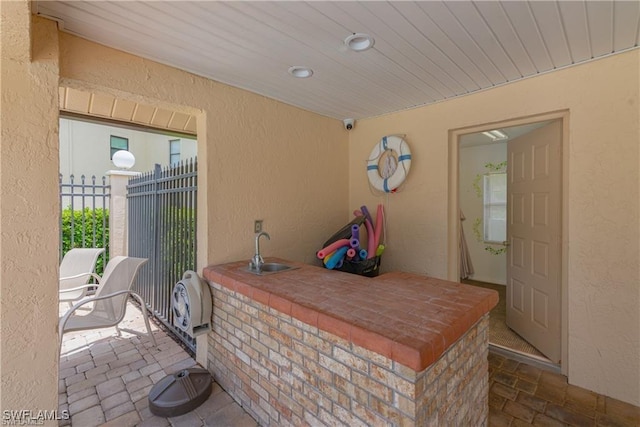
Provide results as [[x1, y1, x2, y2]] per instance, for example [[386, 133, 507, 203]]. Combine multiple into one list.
[[367, 135, 412, 193]]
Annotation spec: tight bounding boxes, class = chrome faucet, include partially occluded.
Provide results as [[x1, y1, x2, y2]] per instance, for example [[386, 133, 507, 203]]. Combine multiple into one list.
[[250, 231, 270, 272]]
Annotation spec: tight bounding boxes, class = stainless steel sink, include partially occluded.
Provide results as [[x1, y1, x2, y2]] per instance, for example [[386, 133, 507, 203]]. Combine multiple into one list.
[[242, 262, 298, 275]]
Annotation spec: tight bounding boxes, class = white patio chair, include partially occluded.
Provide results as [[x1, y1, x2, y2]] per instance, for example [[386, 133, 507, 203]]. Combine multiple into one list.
[[59, 248, 105, 307], [59, 256, 157, 354]]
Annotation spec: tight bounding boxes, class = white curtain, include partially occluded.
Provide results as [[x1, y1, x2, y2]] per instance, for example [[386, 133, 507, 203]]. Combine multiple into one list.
[[459, 209, 474, 280]]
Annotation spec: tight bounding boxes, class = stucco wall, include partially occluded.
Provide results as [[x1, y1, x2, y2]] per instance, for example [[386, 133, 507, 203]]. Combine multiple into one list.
[[58, 33, 349, 269], [0, 8, 60, 417], [348, 50, 640, 405]]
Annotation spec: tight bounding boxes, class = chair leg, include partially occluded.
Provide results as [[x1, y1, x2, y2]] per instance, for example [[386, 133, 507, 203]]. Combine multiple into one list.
[[131, 292, 157, 347]]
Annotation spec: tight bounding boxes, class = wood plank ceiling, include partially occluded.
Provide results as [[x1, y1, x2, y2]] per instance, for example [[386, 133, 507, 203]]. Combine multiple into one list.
[[36, 1, 640, 120], [59, 87, 198, 134]]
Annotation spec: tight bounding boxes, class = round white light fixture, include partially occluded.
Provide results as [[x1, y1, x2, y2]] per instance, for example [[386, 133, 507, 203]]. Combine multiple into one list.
[[288, 66, 313, 78], [345, 33, 375, 52], [112, 150, 136, 170]]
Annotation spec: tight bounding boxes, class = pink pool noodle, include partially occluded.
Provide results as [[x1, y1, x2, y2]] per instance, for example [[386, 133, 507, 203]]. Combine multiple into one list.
[[373, 204, 384, 250], [317, 239, 350, 259], [364, 218, 376, 259], [360, 205, 374, 228], [346, 248, 356, 258], [353, 209, 362, 217]]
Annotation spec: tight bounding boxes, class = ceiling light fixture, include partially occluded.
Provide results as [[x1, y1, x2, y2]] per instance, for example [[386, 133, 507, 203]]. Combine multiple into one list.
[[345, 33, 375, 52], [482, 130, 508, 141], [288, 66, 313, 78]]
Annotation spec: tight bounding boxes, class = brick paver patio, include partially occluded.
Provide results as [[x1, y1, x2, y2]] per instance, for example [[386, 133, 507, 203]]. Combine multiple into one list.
[[59, 302, 639, 427], [58, 302, 257, 427]]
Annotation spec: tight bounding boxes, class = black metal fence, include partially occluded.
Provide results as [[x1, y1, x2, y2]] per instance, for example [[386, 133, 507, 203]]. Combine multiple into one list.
[[59, 174, 110, 273], [128, 159, 197, 351]]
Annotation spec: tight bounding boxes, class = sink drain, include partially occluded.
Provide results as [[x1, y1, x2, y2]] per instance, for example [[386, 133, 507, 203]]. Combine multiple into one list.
[[148, 368, 212, 417]]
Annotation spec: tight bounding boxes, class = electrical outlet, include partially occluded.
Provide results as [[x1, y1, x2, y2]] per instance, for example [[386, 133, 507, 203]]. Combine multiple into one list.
[[254, 220, 263, 233]]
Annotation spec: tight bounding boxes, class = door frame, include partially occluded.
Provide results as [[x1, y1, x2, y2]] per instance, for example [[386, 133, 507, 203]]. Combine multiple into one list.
[[447, 110, 569, 375]]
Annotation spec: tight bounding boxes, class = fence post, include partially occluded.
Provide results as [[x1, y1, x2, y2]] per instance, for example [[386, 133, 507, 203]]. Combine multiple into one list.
[[106, 170, 141, 257]]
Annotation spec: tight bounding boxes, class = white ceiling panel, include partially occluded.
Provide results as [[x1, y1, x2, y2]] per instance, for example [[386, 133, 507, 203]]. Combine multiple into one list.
[[444, 1, 521, 81], [473, 1, 536, 78], [418, 1, 506, 85], [35, 1, 640, 121], [557, 1, 591, 63], [500, 1, 554, 72], [586, 1, 615, 57], [613, 1, 640, 50], [528, 1, 572, 68]]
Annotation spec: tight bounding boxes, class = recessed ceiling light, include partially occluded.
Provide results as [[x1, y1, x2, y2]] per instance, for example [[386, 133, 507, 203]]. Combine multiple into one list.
[[288, 66, 313, 78], [345, 33, 375, 52]]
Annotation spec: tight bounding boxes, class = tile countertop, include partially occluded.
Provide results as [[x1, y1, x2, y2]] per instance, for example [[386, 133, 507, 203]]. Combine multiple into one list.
[[203, 258, 498, 372]]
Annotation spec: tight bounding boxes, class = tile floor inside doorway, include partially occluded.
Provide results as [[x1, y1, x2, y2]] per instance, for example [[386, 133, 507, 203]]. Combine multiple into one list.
[[59, 302, 640, 426], [464, 279, 547, 359]]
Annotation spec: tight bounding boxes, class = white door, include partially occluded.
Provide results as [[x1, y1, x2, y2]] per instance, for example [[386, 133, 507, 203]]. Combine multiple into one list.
[[506, 120, 562, 363]]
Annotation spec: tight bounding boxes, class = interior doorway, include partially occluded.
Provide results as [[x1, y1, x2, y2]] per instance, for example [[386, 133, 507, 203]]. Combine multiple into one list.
[[454, 116, 565, 370]]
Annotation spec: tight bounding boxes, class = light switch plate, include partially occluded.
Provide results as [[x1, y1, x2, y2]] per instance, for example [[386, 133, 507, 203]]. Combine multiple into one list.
[[254, 220, 263, 233]]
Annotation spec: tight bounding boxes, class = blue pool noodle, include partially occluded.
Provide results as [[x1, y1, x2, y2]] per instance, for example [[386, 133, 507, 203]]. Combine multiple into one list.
[[359, 249, 368, 260], [325, 246, 348, 270]]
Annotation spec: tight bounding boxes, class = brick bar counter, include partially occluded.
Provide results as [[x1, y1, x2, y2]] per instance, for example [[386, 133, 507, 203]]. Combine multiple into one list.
[[203, 259, 498, 426]]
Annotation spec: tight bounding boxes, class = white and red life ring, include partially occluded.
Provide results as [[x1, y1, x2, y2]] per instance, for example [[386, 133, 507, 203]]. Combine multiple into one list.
[[367, 135, 412, 193]]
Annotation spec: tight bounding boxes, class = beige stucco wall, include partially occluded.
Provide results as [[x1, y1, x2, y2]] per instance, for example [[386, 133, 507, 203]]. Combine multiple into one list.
[[1, 3, 348, 415], [348, 50, 640, 405], [1, 7, 60, 418], [59, 33, 349, 270]]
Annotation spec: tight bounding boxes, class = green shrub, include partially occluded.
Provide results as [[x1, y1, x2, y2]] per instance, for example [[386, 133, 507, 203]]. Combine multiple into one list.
[[61, 207, 109, 276]]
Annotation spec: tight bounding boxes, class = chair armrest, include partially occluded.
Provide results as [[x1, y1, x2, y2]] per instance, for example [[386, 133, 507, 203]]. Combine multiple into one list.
[[59, 283, 99, 294], [60, 272, 102, 283]]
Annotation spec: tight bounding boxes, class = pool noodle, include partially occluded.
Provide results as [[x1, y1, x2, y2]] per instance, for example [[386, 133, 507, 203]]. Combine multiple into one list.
[[349, 238, 359, 249], [325, 246, 348, 269], [335, 258, 344, 269], [359, 249, 368, 259], [364, 218, 375, 258], [346, 248, 356, 258], [373, 203, 384, 250], [360, 205, 374, 228], [351, 224, 360, 242], [353, 209, 362, 217], [323, 251, 334, 266], [317, 239, 350, 259]]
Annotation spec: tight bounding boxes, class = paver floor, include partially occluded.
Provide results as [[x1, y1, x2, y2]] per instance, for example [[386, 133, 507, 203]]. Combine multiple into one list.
[[488, 352, 640, 426], [59, 302, 639, 427], [58, 302, 257, 427]]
